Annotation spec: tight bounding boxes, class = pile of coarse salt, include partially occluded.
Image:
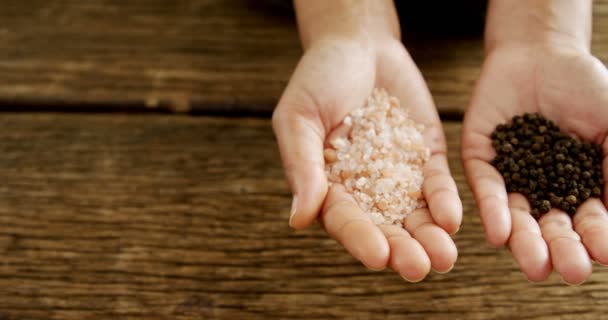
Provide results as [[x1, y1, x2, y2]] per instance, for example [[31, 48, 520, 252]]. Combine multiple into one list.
[[324, 88, 430, 226]]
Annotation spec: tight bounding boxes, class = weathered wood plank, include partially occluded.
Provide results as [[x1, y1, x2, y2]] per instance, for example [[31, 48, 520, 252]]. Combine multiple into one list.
[[1, 114, 607, 319], [0, 1, 607, 114]]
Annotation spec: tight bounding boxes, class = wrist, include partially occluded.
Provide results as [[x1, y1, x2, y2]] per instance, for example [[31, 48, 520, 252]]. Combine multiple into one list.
[[485, 0, 592, 56], [294, 0, 400, 51]]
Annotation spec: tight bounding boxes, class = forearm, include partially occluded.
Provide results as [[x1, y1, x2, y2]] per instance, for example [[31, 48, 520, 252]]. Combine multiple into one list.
[[485, 0, 592, 54], [294, 0, 400, 50]]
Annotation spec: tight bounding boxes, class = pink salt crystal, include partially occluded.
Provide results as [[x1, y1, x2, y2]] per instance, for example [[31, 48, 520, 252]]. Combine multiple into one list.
[[376, 199, 389, 211], [323, 148, 338, 163], [324, 88, 430, 227], [409, 191, 422, 198], [372, 137, 384, 148], [340, 170, 353, 180], [380, 168, 392, 177], [389, 97, 399, 108], [344, 116, 352, 126], [355, 177, 368, 189], [330, 137, 348, 149]]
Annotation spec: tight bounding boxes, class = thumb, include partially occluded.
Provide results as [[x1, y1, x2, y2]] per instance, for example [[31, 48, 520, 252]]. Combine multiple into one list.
[[272, 99, 328, 230]]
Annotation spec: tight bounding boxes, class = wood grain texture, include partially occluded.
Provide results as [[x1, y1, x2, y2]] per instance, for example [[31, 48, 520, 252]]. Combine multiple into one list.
[[1, 114, 608, 320], [0, 0, 607, 114]]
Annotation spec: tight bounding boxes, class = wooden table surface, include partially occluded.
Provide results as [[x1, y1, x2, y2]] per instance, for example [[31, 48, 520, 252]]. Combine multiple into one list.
[[1, 0, 607, 114], [3, 115, 608, 320], [1, 1, 608, 319]]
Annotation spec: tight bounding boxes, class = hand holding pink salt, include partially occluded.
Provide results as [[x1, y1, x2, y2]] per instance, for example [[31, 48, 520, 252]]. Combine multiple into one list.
[[325, 89, 430, 227], [272, 0, 462, 282]]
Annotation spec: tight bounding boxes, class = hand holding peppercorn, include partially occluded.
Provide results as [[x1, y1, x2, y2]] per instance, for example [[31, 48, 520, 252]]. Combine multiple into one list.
[[491, 114, 603, 217], [462, 1, 608, 284], [272, 0, 462, 281]]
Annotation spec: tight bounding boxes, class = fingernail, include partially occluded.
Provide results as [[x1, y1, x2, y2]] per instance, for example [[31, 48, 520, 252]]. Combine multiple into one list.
[[288, 195, 298, 227], [560, 275, 586, 286], [486, 241, 502, 249], [364, 264, 385, 272], [401, 275, 424, 283], [525, 274, 539, 284], [433, 264, 454, 274]]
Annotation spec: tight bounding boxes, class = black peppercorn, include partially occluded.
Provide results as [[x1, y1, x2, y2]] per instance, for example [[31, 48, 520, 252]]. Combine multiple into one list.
[[539, 200, 551, 214], [550, 194, 562, 206], [565, 195, 577, 205], [581, 188, 591, 200], [518, 159, 526, 168], [529, 181, 537, 191], [567, 206, 576, 215], [570, 188, 579, 197], [511, 172, 521, 181], [497, 163, 506, 171]]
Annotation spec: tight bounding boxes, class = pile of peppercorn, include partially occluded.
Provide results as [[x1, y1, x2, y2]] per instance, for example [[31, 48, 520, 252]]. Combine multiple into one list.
[[491, 113, 604, 219]]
